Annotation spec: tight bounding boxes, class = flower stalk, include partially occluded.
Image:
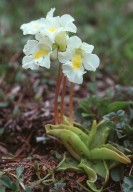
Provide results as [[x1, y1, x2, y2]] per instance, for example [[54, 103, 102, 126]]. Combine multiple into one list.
[[69, 82, 74, 123], [54, 63, 63, 124], [60, 75, 67, 124]]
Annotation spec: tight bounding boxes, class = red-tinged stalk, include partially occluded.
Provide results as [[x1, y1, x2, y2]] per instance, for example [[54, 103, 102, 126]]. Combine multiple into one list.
[[69, 82, 74, 123], [60, 75, 67, 123], [54, 63, 63, 124], [54, 65, 74, 125]]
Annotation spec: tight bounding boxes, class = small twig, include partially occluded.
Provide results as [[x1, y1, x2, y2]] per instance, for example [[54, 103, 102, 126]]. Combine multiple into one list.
[[103, 183, 117, 191], [129, 164, 133, 176], [14, 131, 33, 157], [29, 146, 39, 156]]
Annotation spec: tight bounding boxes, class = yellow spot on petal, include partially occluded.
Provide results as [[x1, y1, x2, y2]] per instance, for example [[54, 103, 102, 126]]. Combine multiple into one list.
[[72, 54, 82, 70], [49, 28, 56, 32], [34, 50, 48, 59]]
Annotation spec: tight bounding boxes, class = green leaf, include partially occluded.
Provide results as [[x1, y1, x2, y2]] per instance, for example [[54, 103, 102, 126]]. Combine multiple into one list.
[[0, 176, 12, 188], [81, 113, 95, 118], [16, 166, 24, 179], [111, 165, 124, 182], [46, 128, 90, 159], [86, 181, 102, 192], [55, 151, 62, 160], [124, 125, 133, 135], [63, 116, 73, 126], [0, 171, 5, 177], [122, 176, 133, 192], [0, 128, 5, 136], [78, 160, 97, 183], [51, 182, 66, 191], [89, 146, 131, 164], [82, 159, 109, 185], [25, 187, 33, 192], [0, 186, 6, 192], [0, 89, 5, 99], [10, 182, 19, 191], [46, 123, 89, 146], [0, 102, 8, 108], [94, 161, 109, 183], [13, 107, 21, 117], [89, 120, 111, 149], [57, 154, 80, 172], [87, 120, 97, 147], [108, 101, 133, 112]]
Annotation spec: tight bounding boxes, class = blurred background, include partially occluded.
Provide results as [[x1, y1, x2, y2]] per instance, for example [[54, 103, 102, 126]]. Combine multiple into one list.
[[0, 0, 133, 85]]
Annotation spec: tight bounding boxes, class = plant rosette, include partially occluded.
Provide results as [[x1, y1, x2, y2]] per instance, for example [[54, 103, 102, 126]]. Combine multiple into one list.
[[45, 117, 131, 192]]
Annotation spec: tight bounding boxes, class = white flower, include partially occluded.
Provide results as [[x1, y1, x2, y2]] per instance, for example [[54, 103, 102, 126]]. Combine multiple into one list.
[[58, 36, 100, 84], [34, 8, 77, 51], [36, 32, 58, 60], [22, 36, 53, 70], [20, 18, 45, 35], [20, 8, 77, 48], [41, 8, 77, 43]]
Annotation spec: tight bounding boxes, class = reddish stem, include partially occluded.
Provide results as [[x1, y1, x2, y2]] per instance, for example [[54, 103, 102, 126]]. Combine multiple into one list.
[[69, 82, 74, 123], [60, 75, 67, 123], [54, 64, 62, 124]]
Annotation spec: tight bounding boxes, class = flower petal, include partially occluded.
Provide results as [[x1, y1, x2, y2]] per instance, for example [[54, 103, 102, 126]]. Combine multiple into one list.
[[41, 25, 62, 43], [46, 8, 55, 18], [20, 18, 45, 35], [62, 61, 85, 84], [81, 42, 94, 53], [67, 36, 82, 49], [58, 50, 73, 63], [60, 14, 77, 33], [22, 56, 39, 70], [83, 54, 100, 71], [61, 14, 75, 23], [35, 33, 52, 46], [65, 22, 77, 33], [39, 54, 51, 69], [23, 40, 39, 55]]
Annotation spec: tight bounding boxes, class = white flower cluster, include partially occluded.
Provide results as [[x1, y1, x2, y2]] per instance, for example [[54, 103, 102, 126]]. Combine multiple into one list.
[[20, 8, 100, 84]]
